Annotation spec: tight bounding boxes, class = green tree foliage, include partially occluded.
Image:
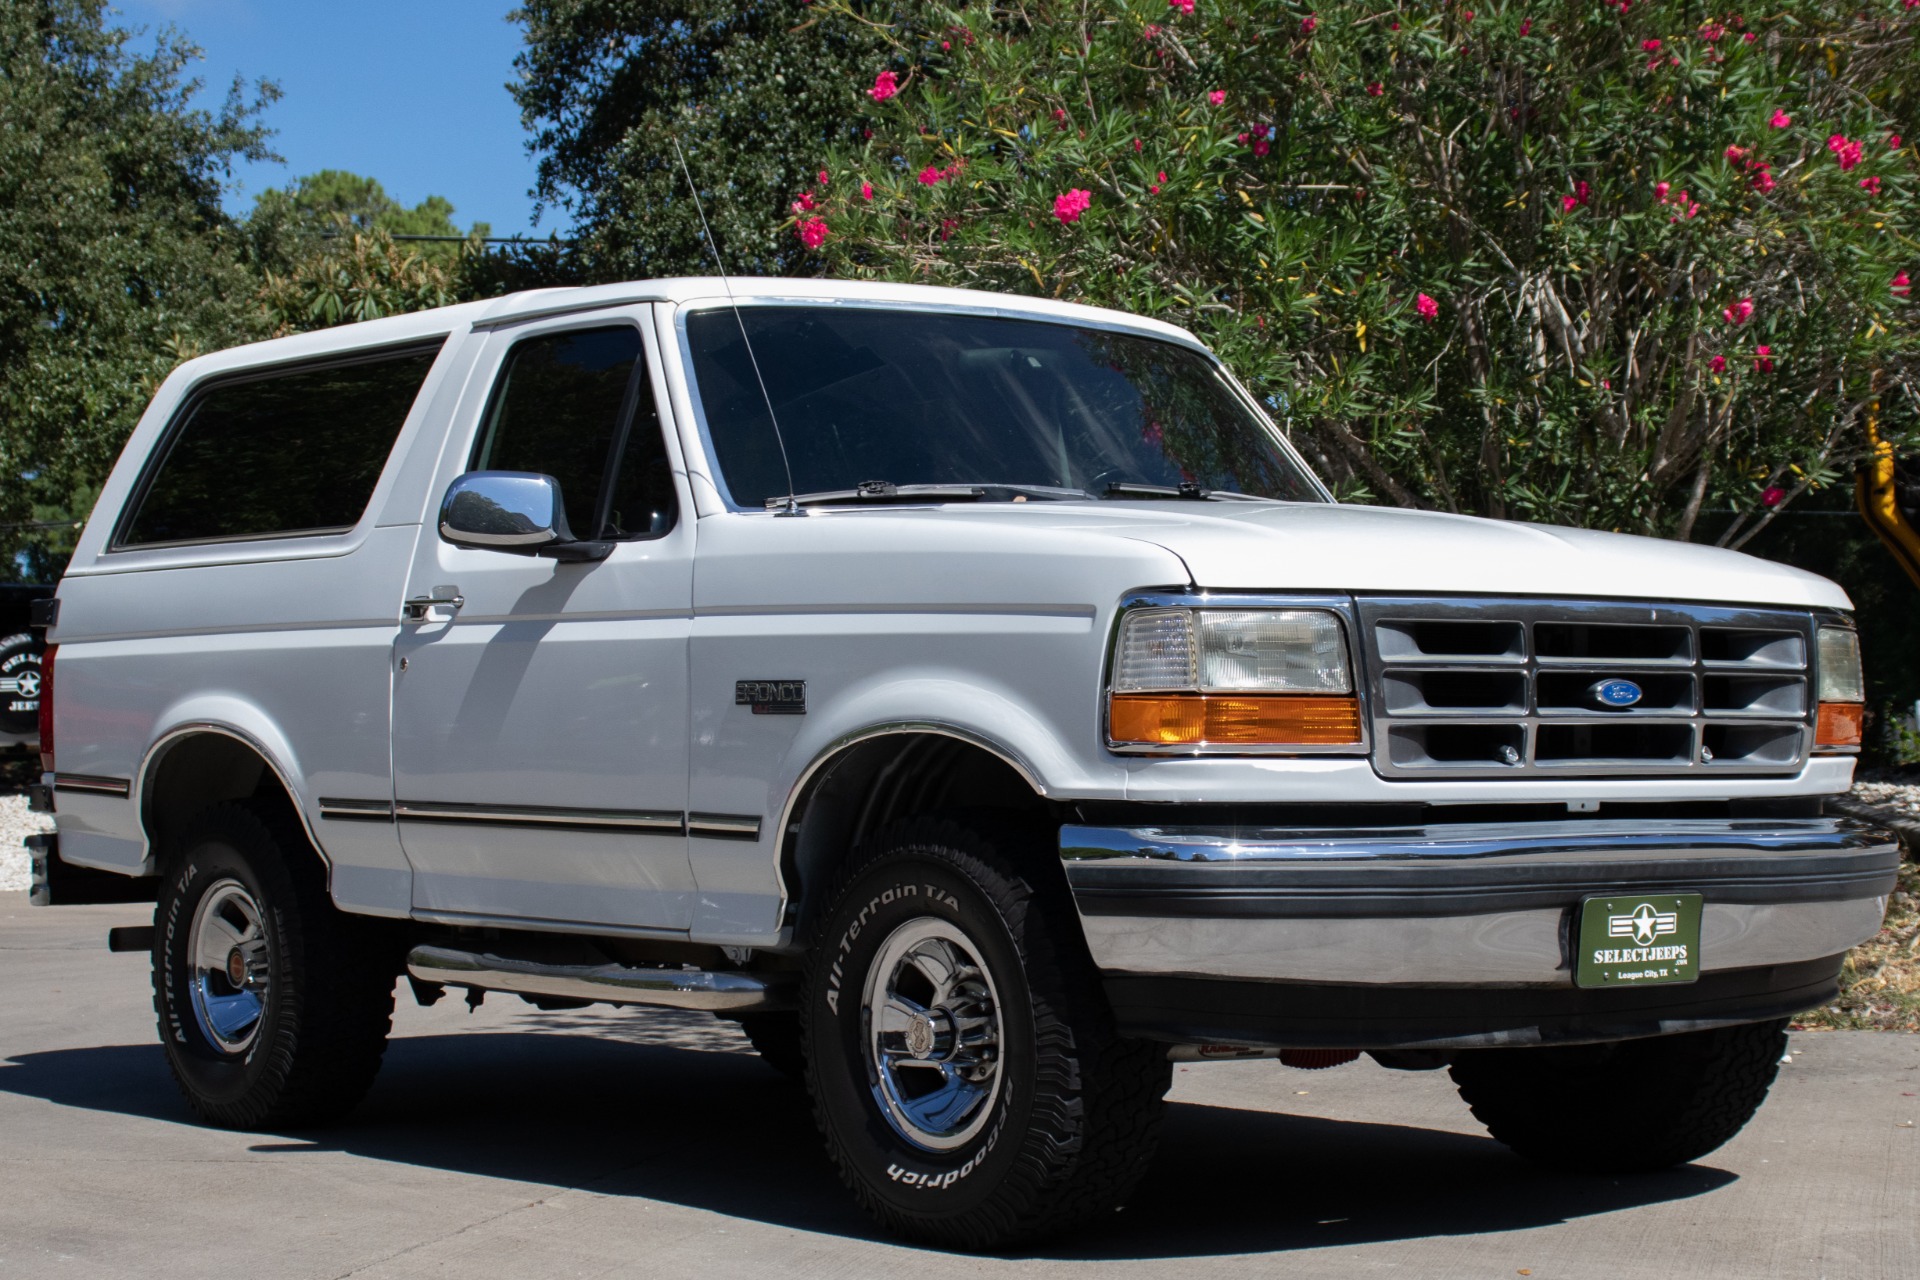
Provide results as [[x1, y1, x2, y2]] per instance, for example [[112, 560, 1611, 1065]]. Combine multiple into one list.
[[0, 0, 274, 576], [509, 0, 897, 277], [247, 169, 490, 269], [247, 171, 491, 333], [796, 0, 1920, 543]]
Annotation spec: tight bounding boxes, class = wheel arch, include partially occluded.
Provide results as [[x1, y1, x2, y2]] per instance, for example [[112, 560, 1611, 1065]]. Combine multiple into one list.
[[137, 722, 328, 880], [777, 725, 1066, 934]]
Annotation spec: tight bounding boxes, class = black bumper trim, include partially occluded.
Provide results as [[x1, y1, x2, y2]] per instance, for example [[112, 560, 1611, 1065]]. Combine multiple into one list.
[[1072, 848, 1899, 918]]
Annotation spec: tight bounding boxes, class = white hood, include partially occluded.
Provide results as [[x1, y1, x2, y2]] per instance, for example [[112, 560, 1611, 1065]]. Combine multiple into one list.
[[964, 501, 1852, 610]]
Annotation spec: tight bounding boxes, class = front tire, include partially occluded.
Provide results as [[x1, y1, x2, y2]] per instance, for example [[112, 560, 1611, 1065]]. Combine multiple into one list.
[[802, 820, 1171, 1250], [1449, 1018, 1791, 1173], [153, 803, 397, 1129]]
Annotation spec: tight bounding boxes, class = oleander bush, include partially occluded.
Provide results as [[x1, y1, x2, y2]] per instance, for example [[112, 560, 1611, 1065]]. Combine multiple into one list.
[[779, 0, 1920, 545]]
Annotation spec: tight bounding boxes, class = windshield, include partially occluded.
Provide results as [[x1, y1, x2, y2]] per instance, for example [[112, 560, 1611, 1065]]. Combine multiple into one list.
[[683, 306, 1326, 507]]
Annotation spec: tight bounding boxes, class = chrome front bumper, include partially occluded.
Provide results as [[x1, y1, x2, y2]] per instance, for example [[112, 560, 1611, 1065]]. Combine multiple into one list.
[[1061, 817, 1899, 987]]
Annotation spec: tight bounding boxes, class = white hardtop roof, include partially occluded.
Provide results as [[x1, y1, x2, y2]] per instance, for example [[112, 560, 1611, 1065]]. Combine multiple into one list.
[[167, 278, 1210, 383]]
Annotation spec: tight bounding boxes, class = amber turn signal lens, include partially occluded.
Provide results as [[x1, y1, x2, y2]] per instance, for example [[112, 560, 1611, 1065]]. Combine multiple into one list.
[[1109, 694, 1363, 746], [1815, 701, 1864, 748]]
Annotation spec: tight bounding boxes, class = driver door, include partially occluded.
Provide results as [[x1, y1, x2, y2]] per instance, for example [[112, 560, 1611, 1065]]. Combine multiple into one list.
[[391, 312, 696, 930]]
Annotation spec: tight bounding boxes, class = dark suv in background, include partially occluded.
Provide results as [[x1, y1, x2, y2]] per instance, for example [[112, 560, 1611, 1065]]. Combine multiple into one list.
[[0, 583, 51, 743]]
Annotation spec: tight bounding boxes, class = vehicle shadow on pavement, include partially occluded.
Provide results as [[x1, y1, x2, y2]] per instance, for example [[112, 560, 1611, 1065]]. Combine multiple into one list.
[[0, 1026, 1737, 1260]]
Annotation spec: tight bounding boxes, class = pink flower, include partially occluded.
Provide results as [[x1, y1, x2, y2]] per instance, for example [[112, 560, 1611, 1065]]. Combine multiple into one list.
[[1770, 110, 1791, 129], [1752, 169, 1776, 193], [1054, 188, 1092, 223], [1252, 125, 1271, 139], [1142, 23, 1161, 39], [795, 217, 829, 249], [917, 165, 941, 186], [1894, 271, 1912, 296], [1700, 21, 1725, 40], [1743, 30, 1755, 41], [1302, 14, 1318, 33], [1753, 345, 1774, 372], [1158, 171, 1168, 182], [818, 170, 830, 186], [1461, 10, 1474, 20], [1861, 175, 1883, 194], [1367, 81, 1384, 95], [1253, 139, 1271, 156], [940, 218, 959, 241], [1642, 38, 1662, 51], [1655, 180, 1670, 201], [1725, 144, 1747, 162], [1709, 354, 1728, 372], [1890, 133, 1904, 150], [1208, 90, 1226, 106], [941, 40, 950, 50], [1168, 0, 1194, 13], [1761, 485, 1785, 505], [1237, 132, 1250, 144], [860, 182, 875, 201], [1132, 137, 1143, 153], [1519, 18, 1531, 34], [869, 70, 899, 102], [795, 191, 817, 211], [1561, 181, 1591, 212], [1723, 297, 1755, 325], [1829, 134, 1865, 170], [1415, 292, 1440, 321]]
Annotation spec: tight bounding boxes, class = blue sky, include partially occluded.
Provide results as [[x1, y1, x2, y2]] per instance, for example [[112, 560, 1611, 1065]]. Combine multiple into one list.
[[113, 1, 563, 238]]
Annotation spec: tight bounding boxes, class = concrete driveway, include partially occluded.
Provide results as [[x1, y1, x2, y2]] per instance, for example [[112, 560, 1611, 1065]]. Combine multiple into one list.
[[3, 894, 1915, 1279]]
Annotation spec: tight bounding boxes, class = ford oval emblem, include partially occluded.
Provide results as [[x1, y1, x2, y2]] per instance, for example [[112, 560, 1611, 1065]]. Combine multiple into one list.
[[1590, 678, 1644, 709]]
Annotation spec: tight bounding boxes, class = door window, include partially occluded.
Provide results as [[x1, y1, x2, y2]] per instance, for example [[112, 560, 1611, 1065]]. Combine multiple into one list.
[[471, 325, 676, 541]]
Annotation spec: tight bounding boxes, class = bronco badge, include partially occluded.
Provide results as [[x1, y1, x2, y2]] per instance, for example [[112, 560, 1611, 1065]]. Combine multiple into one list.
[[736, 680, 807, 715]]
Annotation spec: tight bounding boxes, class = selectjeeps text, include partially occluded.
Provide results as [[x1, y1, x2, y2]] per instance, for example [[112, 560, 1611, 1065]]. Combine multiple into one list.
[[27, 279, 1898, 1248]]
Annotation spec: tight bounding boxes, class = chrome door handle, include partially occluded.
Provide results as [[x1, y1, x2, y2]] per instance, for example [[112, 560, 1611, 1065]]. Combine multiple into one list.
[[402, 591, 465, 623]]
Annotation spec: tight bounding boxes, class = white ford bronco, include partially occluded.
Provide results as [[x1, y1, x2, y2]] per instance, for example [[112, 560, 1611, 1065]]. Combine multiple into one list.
[[27, 278, 1897, 1248]]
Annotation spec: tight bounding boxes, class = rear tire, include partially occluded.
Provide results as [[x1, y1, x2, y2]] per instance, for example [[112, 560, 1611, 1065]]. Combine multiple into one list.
[[802, 819, 1170, 1250], [0, 631, 42, 737], [153, 803, 398, 1129], [1449, 1018, 1790, 1172]]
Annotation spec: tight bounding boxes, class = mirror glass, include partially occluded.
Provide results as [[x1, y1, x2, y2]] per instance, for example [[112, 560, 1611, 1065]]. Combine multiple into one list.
[[440, 471, 571, 549]]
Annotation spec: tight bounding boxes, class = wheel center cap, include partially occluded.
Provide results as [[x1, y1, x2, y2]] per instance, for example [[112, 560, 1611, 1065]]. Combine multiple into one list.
[[905, 1012, 937, 1059], [226, 947, 249, 987]]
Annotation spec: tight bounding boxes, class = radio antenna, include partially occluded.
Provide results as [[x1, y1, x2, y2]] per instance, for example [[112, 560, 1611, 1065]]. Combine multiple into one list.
[[670, 135, 800, 516]]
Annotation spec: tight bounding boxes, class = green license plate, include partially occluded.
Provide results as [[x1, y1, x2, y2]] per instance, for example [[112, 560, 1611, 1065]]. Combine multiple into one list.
[[1575, 893, 1703, 989]]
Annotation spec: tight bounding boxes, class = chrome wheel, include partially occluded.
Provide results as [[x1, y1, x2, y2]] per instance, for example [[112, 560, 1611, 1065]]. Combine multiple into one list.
[[186, 878, 270, 1056], [862, 917, 1003, 1152]]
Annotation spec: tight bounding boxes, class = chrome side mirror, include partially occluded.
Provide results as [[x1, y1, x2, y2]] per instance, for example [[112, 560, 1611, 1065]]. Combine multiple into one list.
[[438, 473, 612, 562], [440, 472, 572, 550]]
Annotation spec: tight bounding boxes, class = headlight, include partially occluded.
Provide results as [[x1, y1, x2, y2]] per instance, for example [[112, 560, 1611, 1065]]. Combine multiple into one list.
[[1109, 607, 1362, 748], [1815, 625, 1864, 749]]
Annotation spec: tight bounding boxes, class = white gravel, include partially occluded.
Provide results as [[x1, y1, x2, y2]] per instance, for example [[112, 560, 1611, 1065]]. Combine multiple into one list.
[[1852, 779, 1920, 823], [0, 793, 53, 892]]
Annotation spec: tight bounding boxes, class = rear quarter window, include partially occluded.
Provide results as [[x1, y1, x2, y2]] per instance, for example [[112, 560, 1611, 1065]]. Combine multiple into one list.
[[116, 340, 443, 549]]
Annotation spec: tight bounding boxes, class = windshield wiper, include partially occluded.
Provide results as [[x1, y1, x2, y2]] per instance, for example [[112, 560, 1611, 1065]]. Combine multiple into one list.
[[1103, 481, 1212, 501], [770, 481, 988, 509]]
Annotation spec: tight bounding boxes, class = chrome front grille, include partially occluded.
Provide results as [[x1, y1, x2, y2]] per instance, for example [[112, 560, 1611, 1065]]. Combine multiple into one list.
[[1358, 598, 1816, 778]]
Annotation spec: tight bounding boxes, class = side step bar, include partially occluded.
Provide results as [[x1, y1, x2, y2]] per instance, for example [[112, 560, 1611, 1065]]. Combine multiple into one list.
[[405, 944, 794, 1013]]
